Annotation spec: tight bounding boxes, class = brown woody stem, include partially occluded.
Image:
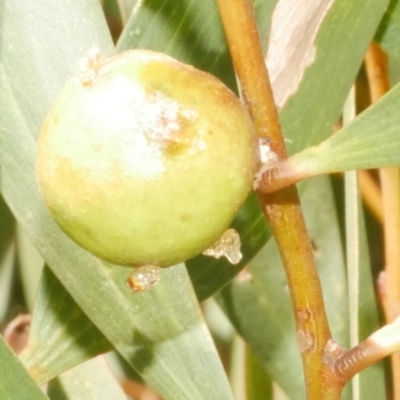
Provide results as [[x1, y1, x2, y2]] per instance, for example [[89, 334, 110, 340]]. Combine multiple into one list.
[[215, 0, 341, 398]]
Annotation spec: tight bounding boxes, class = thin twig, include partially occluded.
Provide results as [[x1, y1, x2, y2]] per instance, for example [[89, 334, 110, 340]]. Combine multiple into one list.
[[333, 315, 400, 382], [215, 1, 339, 398], [357, 170, 383, 223], [365, 42, 390, 102], [365, 42, 400, 398]]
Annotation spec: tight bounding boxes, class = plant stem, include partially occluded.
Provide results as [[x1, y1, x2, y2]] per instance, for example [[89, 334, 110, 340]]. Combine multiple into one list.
[[333, 315, 400, 382], [215, 1, 339, 398], [365, 42, 400, 398], [357, 170, 383, 223]]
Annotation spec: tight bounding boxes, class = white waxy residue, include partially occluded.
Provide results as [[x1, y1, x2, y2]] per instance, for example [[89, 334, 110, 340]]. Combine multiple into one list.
[[126, 265, 161, 293], [142, 92, 202, 153], [77, 47, 104, 86], [258, 137, 280, 165], [203, 229, 242, 265], [253, 137, 280, 190]]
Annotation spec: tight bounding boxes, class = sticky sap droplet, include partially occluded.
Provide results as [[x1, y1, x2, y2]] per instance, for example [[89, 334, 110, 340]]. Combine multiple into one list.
[[202, 229, 242, 265], [126, 265, 161, 293]]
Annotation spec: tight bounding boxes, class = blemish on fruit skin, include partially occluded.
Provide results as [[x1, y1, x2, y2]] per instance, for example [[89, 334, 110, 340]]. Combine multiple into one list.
[[84, 228, 93, 238], [203, 229, 242, 264], [140, 91, 203, 155], [180, 213, 192, 221]]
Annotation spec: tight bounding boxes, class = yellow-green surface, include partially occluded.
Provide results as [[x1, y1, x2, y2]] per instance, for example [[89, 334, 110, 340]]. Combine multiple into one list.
[[37, 50, 257, 267]]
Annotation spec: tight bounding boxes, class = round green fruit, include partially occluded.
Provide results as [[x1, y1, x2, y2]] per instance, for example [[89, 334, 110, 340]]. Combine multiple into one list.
[[37, 49, 258, 267]]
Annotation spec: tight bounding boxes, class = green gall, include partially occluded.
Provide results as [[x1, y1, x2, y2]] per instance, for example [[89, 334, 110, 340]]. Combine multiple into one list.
[[37, 49, 258, 267]]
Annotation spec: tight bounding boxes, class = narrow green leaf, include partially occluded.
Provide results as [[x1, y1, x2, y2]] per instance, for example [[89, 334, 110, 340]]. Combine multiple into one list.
[[281, 82, 400, 181], [116, 0, 237, 88], [20, 267, 111, 385], [0, 0, 115, 139], [47, 356, 128, 400], [278, 0, 388, 156], [376, 0, 400, 61], [16, 226, 44, 311], [218, 176, 350, 399], [116, 0, 137, 25], [367, 315, 400, 355], [0, 334, 49, 400]]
